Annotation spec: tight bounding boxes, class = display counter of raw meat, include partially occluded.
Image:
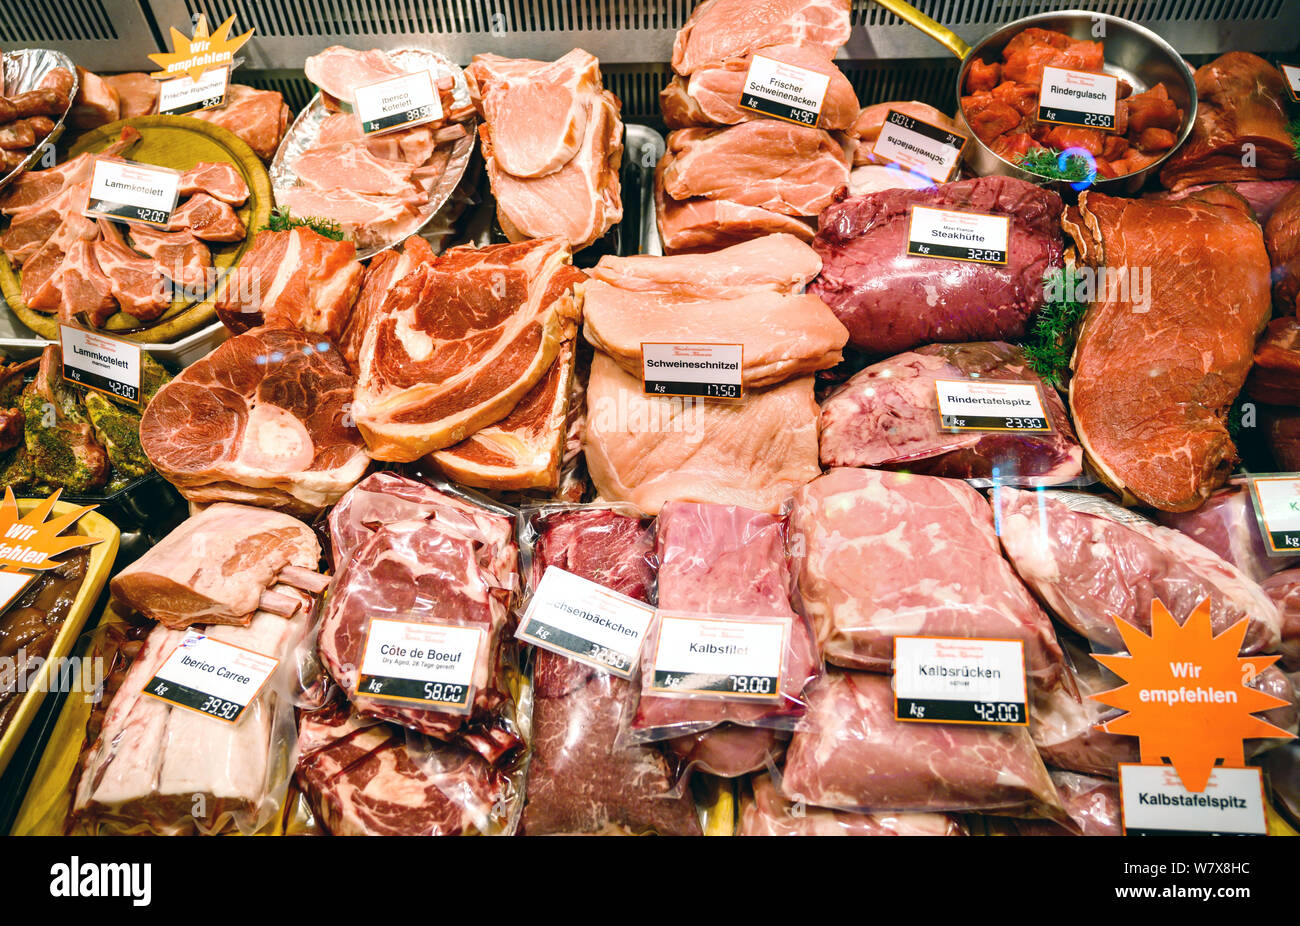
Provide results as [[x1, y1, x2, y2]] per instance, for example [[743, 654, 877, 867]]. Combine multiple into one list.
[[6, 0, 1300, 852]]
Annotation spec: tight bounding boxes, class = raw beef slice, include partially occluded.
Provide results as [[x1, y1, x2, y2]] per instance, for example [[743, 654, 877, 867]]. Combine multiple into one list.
[[522, 509, 701, 835], [671, 0, 852, 75], [1266, 185, 1300, 314], [631, 502, 820, 739], [140, 327, 370, 512], [739, 772, 965, 836], [296, 700, 508, 836], [995, 489, 1282, 654], [781, 670, 1065, 819], [1246, 317, 1300, 405], [809, 176, 1064, 354], [1064, 189, 1271, 511], [583, 351, 820, 515], [818, 341, 1082, 482], [789, 468, 1065, 686]]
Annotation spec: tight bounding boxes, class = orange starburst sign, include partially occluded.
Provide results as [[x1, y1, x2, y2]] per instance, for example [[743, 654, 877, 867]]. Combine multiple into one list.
[[1092, 597, 1294, 793], [147, 14, 254, 83], [0, 487, 101, 573]]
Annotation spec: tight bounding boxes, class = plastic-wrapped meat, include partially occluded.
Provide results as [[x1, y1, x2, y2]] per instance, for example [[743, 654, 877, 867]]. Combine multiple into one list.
[[318, 474, 520, 763], [666, 724, 785, 778], [995, 489, 1282, 655], [818, 341, 1082, 482], [520, 508, 701, 835], [1155, 484, 1298, 583], [739, 772, 965, 836], [781, 669, 1065, 819], [296, 700, 508, 836], [808, 176, 1064, 355], [789, 468, 1065, 686], [630, 502, 819, 739], [1262, 570, 1300, 670], [1267, 185, 1300, 314], [1013, 773, 1121, 836]]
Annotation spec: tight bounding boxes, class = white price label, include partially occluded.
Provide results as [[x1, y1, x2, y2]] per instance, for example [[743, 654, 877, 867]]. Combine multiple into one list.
[[907, 205, 1009, 264], [517, 566, 655, 677], [1037, 65, 1119, 131], [353, 70, 443, 135], [871, 108, 967, 183], [647, 612, 789, 701], [738, 54, 831, 127], [1119, 765, 1267, 835], [1247, 474, 1300, 555], [934, 378, 1052, 433], [143, 631, 279, 724], [893, 636, 1028, 725], [641, 342, 743, 400], [1280, 64, 1300, 102], [0, 571, 35, 617], [156, 64, 229, 115], [84, 157, 180, 227], [356, 618, 481, 712], [59, 324, 143, 405]]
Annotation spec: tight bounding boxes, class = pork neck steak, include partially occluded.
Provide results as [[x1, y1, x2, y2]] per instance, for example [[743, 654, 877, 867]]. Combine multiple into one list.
[[303, 46, 408, 107], [191, 84, 290, 162], [110, 503, 322, 629], [740, 772, 965, 836], [295, 700, 508, 836], [818, 341, 1082, 482], [521, 509, 702, 835], [809, 175, 1064, 354], [661, 122, 850, 217], [583, 351, 821, 515], [589, 232, 822, 298], [631, 502, 819, 738], [214, 226, 364, 339], [320, 474, 520, 762], [140, 327, 370, 513], [655, 165, 817, 253], [351, 237, 584, 461], [1159, 53, 1300, 192], [789, 468, 1065, 686], [671, 0, 851, 75], [995, 489, 1282, 655], [1063, 189, 1270, 511], [661, 44, 859, 130], [781, 669, 1065, 819]]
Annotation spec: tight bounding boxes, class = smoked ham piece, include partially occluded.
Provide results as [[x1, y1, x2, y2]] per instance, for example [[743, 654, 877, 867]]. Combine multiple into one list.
[[350, 237, 583, 461], [1266, 185, 1300, 314], [1063, 189, 1270, 511], [140, 327, 370, 512]]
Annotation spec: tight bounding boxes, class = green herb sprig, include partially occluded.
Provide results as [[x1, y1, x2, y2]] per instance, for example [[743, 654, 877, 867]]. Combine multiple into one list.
[[1022, 267, 1088, 388], [1017, 147, 1094, 183], [262, 205, 345, 241]]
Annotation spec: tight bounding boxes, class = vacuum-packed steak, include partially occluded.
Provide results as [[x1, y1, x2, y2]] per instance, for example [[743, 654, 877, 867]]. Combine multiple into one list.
[[1063, 189, 1270, 511], [740, 772, 965, 836]]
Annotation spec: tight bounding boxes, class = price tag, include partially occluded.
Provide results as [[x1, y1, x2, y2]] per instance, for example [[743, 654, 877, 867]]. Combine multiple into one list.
[[934, 378, 1052, 433], [647, 612, 788, 701], [906, 205, 1009, 264], [59, 324, 142, 405], [1118, 765, 1267, 836], [156, 63, 229, 115], [641, 342, 743, 400], [871, 109, 967, 183], [355, 618, 481, 712], [1280, 64, 1300, 102], [0, 571, 35, 618], [738, 54, 831, 127], [517, 565, 655, 678], [1037, 65, 1119, 131], [1246, 474, 1300, 555], [893, 636, 1028, 725], [142, 630, 279, 724], [84, 157, 180, 227], [353, 69, 443, 136]]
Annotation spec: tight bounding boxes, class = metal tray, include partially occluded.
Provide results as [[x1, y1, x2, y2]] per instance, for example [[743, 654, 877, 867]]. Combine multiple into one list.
[[0, 320, 229, 371], [0, 48, 78, 192]]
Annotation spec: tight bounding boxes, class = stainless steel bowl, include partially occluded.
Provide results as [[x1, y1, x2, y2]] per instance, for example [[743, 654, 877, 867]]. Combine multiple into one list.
[[0, 48, 79, 192], [953, 11, 1198, 194]]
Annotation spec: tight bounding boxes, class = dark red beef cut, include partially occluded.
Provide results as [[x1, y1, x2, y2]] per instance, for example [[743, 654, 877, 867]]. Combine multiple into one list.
[[521, 509, 701, 835], [808, 176, 1064, 355], [819, 341, 1081, 482]]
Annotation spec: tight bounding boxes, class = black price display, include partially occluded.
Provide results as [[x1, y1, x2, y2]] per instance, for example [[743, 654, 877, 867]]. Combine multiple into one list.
[[144, 677, 247, 723], [523, 620, 632, 673], [85, 200, 172, 227], [898, 696, 1024, 725], [62, 365, 139, 404], [941, 414, 1046, 432], [1040, 107, 1114, 130], [358, 673, 471, 708], [363, 105, 432, 134], [162, 93, 225, 116], [653, 671, 779, 696], [742, 93, 818, 125]]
